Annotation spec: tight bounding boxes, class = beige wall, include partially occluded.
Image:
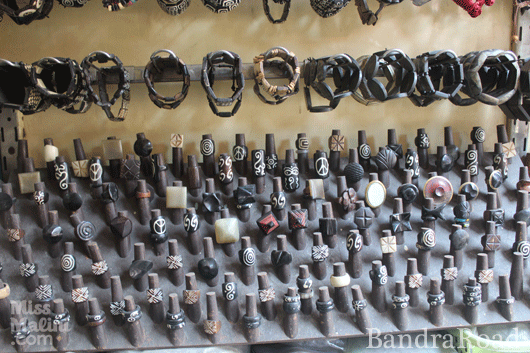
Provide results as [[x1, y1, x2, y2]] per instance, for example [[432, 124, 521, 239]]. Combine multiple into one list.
[[0, 0, 512, 166]]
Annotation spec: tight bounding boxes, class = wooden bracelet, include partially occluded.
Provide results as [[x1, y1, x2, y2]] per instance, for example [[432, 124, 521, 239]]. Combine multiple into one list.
[[262, 0, 290, 23]]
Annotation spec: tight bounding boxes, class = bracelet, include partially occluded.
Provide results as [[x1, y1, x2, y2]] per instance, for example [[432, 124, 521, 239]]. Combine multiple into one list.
[[311, 244, 329, 262], [409, 50, 463, 107], [166, 310, 186, 329], [0, 283, 10, 299], [243, 314, 261, 329], [201, 50, 245, 118], [330, 274, 350, 288], [442, 267, 458, 281], [19, 263, 37, 277], [91, 260, 108, 276], [477, 269, 494, 284], [6, 228, 24, 242], [283, 294, 301, 314], [36, 284, 53, 302], [166, 255, 183, 270], [81, 51, 129, 122], [222, 282, 237, 301], [147, 288, 163, 304], [203, 0, 240, 12], [262, 0, 290, 23], [253, 47, 299, 105], [183, 289, 200, 305], [427, 292, 445, 307], [110, 300, 125, 316], [352, 299, 367, 311], [60, 254, 76, 272], [144, 50, 190, 109], [496, 296, 515, 305], [310, 0, 350, 17], [296, 277, 313, 291], [392, 294, 410, 309], [463, 284, 482, 306], [258, 287, 276, 302], [122, 305, 142, 323], [204, 319, 221, 335], [136, 191, 152, 199], [316, 298, 334, 313], [71, 287, 89, 303], [86, 311, 106, 327], [156, 0, 190, 15]]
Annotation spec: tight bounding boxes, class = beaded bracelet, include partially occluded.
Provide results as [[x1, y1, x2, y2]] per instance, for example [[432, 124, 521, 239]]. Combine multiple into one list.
[[166, 310, 186, 329], [144, 50, 190, 110], [201, 50, 245, 118], [262, 0, 290, 23], [253, 47, 300, 105]]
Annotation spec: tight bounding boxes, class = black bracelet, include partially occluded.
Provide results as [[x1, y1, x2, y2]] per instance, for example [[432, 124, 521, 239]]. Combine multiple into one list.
[[427, 292, 445, 307], [262, 0, 290, 23], [201, 50, 245, 118], [352, 299, 367, 311], [86, 311, 106, 326], [392, 294, 410, 309], [144, 50, 190, 109], [316, 298, 334, 313], [122, 305, 142, 323], [166, 309, 185, 329], [0, 0, 53, 25], [243, 314, 261, 329]]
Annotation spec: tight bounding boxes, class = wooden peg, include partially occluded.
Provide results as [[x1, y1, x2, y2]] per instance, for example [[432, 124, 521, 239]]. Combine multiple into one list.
[[43, 138, 56, 179], [235, 178, 253, 222], [444, 126, 460, 162], [147, 273, 165, 324], [184, 208, 202, 255], [283, 149, 300, 192], [427, 277, 444, 326], [272, 235, 292, 284], [243, 293, 260, 342], [481, 221, 499, 268], [167, 240, 184, 287], [517, 166, 530, 192], [475, 253, 492, 302], [101, 182, 118, 225], [200, 237, 219, 287], [72, 138, 89, 178], [441, 255, 457, 305], [296, 133, 310, 175], [449, 224, 468, 269], [331, 263, 350, 313], [252, 149, 266, 194], [497, 274, 514, 321], [346, 230, 363, 279], [152, 153, 168, 197], [88, 242, 110, 289], [134, 132, 153, 178], [11, 301, 30, 353], [320, 202, 338, 248], [417, 227, 435, 275], [183, 273, 202, 323], [391, 281, 409, 330], [17, 139, 29, 174], [33, 182, 49, 228], [171, 133, 185, 178], [218, 153, 234, 196], [471, 126, 485, 166], [204, 292, 221, 343], [239, 236, 255, 286], [187, 155, 202, 197], [257, 272, 277, 321], [87, 297, 107, 350], [110, 211, 132, 258], [513, 221, 529, 268], [222, 272, 240, 323], [316, 287, 335, 337], [132, 243, 149, 292], [0, 183, 15, 228], [351, 285, 371, 334], [110, 276, 125, 327], [121, 154, 140, 198], [375, 147, 395, 188], [297, 265, 313, 315], [201, 134, 216, 178], [0, 279, 11, 329], [370, 260, 387, 313], [405, 258, 422, 308], [510, 252, 524, 300], [135, 179, 151, 225], [415, 128, 430, 170], [355, 201, 374, 246], [60, 242, 76, 292], [203, 178, 221, 225], [150, 209, 168, 256], [256, 204, 274, 253], [123, 296, 145, 347], [387, 128, 402, 169], [312, 232, 328, 280], [398, 170, 417, 213], [265, 133, 279, 175], [390, 198, 408, 245], [71, 275, 89, 326], [358, 130, 372, 172], [283, 287, 300, 338], [304, 179, 318, 221], [167, 293, 186, 346], [6, 214, 24, 261], [20, 244, 38, 292], [380, 230, 396, 277], [233, 133, 248, 176], [421, 198, 441, 231], [463, 277, 481, 325], [104, 136, 123, 179], [43, 210, 63, 258], [289, 204, 307, 250], [337, 175, 353, 220]]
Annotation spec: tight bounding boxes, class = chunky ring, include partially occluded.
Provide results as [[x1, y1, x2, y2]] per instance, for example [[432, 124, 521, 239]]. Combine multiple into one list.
[[0, 283, 10, 299], [392, 294, 410, 309], [243, 314, 261, 329], [144, 50, 190, 109], [283, 295, 301, 314], [427, 292, 445, 307], [204, 319, 221, 335], [299, 291, 314, 299], [352, 299, 367, 311], [136, 191, 151, 199], [166, 309, 185, 329], [316, 298, 334, 313], [122, 305, 142, 322], [258, 287, 276, 302], [71, 287, 89, 303], [297, 277, 313, 291], [6, 228, 24, 242], [330, 274, 351, 288], [183, 289, 200, 305]]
